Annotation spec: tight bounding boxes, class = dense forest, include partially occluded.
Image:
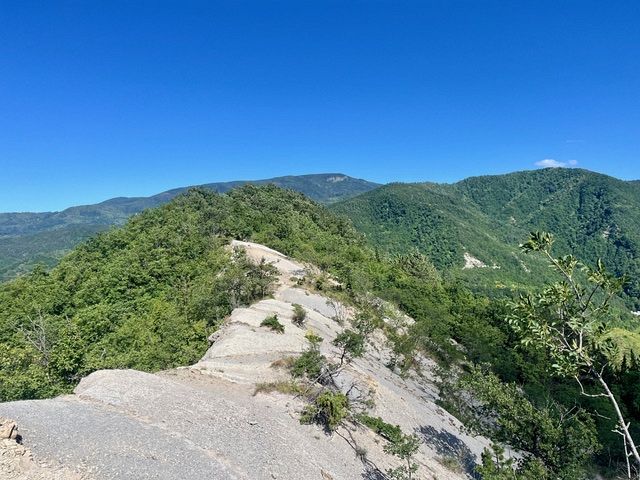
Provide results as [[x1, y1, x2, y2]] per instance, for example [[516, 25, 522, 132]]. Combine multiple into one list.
[[332, 168, 640, 309], [1, 184, 640, 478]]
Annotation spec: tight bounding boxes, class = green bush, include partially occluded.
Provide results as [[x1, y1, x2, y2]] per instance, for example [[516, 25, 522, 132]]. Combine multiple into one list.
[[304, 331, 323, 346], [260, 314, 285, 334], [290, 349, 326, 379], [300, 391, 349, 432], [383, 433, 421, 480], [333, 329, 365, 363], [357, 414, 403, 444], [292, 303, 306, 327]]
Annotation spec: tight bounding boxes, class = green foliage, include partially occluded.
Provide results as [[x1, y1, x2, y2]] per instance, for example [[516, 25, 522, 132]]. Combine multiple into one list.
[[2, 185, 378, 400], [292, 303, 306, 327], [300, 391, 349, 432], [510, 232, 640, 471], [333, 168, 640, 309], [511, 231, 630, 377], [304, 330, 323, 346], [331, 180, 553, 296], [333, 329, 365, 363], [476, 444, 516, 479], [0, 174, 378, 282], [356, 413, 421, 479], [0, 199, 273, 400], [440, 365, 599, 479], [383, 432, 420, 480], [477, 443, 549, 480], [290, 349, 326, 380], [357, 414, 403, 444], [602, 328, 640, 370], [456, 168, 640, 308], [476, 443, 552, 480], [260, 314, 285, 334]]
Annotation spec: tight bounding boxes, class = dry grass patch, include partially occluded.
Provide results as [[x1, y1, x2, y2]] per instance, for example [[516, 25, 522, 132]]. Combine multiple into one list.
[[270, 356, 297, 370], [253, 381, 305, 396]]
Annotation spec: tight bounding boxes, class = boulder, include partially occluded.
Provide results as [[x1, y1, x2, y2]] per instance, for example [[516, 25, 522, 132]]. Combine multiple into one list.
[[0, 418, 18, 441]]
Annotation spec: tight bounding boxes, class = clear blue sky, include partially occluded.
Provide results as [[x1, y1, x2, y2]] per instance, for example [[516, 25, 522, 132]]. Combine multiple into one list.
[[1, 1, 639, 212]]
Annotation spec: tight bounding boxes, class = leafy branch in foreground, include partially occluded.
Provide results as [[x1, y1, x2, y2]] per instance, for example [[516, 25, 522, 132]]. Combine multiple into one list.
[[513, 231, 640, 477]]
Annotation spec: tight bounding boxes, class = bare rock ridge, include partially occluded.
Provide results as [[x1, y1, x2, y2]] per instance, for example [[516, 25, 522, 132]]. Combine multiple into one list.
[[0, 241, 491, 479]]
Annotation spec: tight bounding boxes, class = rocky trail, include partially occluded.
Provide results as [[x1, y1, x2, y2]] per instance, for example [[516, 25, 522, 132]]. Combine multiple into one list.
[[0, 241, 491, 479]]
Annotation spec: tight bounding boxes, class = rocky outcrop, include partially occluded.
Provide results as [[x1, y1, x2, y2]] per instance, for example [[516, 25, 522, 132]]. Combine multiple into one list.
[[0, 418, 18, 441], [0, 241, 491, 479]]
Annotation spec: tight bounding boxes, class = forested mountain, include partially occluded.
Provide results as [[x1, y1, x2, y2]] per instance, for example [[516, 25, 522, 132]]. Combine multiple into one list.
[[456, 169, 640, 303], [332, 168, 640, 308], [0, 173, 378, 281], [2, 184, 640, 477]]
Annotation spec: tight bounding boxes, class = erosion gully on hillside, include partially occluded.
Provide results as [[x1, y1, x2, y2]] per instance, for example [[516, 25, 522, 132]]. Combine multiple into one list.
[[0, 241, 492, 480]]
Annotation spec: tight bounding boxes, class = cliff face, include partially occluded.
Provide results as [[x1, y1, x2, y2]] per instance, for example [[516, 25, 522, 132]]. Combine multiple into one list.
[[0, 241, 490, 480]]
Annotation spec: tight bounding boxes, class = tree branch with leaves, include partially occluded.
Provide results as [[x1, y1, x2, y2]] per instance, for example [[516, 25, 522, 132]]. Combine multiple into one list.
[[512, 231, 640, 476]]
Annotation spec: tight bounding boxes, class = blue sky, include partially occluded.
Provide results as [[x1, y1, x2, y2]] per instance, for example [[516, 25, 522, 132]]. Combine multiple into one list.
[[1, 1, 639, 212]]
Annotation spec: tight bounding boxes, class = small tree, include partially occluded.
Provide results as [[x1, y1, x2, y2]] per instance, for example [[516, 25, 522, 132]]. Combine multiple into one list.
[[292, 303, 306, 327], [333, 329, 365, 366], [261, 314, 285, 334], [384, 432, 420, 480], [476, 444, 515, 480], [326, 298, 348, 324], [300, 391, 349, 433], [438, 364, 599, 477], [290, 331, 326, 381], [512, 231, 639, 476]]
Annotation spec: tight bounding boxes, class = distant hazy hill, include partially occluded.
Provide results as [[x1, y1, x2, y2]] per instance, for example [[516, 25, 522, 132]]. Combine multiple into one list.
[[0, 173, 378, 280], [332, 168, 640, 307]]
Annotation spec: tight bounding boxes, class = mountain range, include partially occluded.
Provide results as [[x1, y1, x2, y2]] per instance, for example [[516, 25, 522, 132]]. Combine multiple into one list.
[[2, 167, 640, 308]]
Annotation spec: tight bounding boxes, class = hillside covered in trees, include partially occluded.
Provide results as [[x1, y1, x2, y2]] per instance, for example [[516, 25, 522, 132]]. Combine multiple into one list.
[[332, 168, 640, 308], [2, 183, 640, 477], [0, 173, 378, 281]]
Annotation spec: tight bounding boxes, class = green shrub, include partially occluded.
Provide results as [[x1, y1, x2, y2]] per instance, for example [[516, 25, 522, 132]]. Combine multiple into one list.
[[261, 314, 284, 334], [300, 391, 349, 432], [333, 329, 365, 363], [292, 303, 307, 327], [304, 331, 323, 346], [384, 433, 421, 480], [290, 349, 326, 379], [357, 414, 403, 444]]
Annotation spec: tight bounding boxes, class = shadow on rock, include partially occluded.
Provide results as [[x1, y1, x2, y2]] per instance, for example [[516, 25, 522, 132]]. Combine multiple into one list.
[[361, 463, 386, 480], [417, 425, 479, 478]]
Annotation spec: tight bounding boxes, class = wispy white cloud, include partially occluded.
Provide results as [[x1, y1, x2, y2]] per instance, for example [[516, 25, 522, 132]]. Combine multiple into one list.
[[535, 159, 578, 168]]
